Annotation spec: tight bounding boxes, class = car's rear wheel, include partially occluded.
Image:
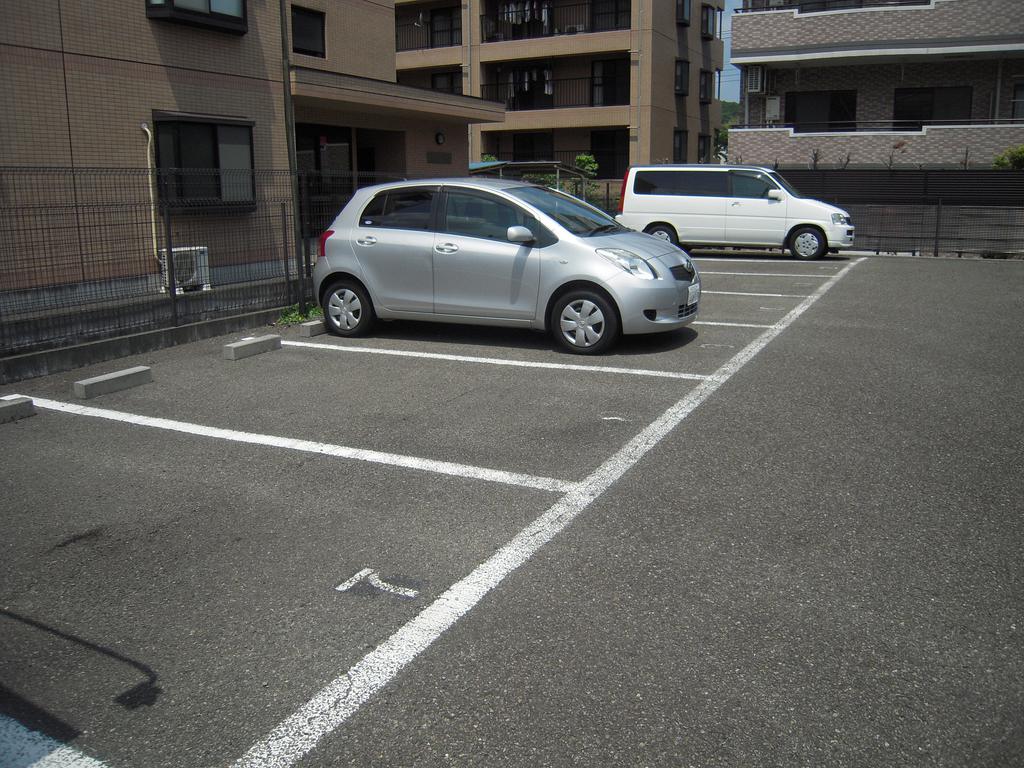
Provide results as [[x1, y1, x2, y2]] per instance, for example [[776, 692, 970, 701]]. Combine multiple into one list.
[[323, 280, 375, 337], [644, 223, 679, 246], [789, 226, 827, 260], [551, 290, 619, 355]]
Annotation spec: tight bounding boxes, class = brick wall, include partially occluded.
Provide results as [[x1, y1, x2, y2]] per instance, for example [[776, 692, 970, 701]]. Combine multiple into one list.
[[729, 124, 1024, 168], [733, 0, 1023, 54]]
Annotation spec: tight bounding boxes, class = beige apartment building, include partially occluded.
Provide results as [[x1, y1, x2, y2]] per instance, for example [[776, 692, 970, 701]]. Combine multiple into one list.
[[730, 0, 1024, 169], [0, 0, 502, 298], [0, 0, 503, 176], [394, 0, 725, 178]]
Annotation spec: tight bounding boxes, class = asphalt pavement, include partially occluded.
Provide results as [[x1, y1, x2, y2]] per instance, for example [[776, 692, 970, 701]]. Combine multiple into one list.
[[1, 254, 1022, 767]]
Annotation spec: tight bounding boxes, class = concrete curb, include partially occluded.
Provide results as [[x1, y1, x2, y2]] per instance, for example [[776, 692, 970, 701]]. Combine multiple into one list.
[[74, 366, 153, 399], [0, 308, 285, 385], [223, 335, 282, 360], [0, 396, 36, 423]]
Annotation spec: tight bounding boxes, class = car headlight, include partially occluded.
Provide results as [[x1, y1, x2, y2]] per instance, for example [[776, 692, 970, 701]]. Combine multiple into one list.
[[596, 248, 656, 280], [831, 213, 850, 225]]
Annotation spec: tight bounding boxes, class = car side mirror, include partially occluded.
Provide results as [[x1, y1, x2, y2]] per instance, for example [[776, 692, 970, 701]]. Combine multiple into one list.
[[767, 189, 784, 201], [507, 225, 535, 244]]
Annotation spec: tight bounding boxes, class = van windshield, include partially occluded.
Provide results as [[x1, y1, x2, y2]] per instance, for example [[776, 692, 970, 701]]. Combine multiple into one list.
[[767, 172, 802, 198]]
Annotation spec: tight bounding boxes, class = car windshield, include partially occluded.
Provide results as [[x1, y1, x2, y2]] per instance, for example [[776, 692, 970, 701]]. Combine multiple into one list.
[[507, 186, 626, 237], [767, 172, 802, 198]]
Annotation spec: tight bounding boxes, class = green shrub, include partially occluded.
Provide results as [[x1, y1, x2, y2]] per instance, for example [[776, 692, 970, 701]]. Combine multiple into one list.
[[277, 303, 323, 325], [993, 144, 1024, 170]]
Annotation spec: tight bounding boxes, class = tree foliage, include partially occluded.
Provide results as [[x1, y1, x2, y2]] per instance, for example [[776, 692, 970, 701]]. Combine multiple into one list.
[[993, 144, 1024, 170]]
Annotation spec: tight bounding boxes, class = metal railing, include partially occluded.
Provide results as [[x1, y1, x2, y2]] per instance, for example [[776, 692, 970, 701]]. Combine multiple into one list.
[[735, 118, 1024, 133], [480, 1, 630, 42], [0, 168, 400, 358], [395, 19, 462, 52], [490, 149, 628, 177], [480, 75, 629, 110], [738, 0, 931, 12]]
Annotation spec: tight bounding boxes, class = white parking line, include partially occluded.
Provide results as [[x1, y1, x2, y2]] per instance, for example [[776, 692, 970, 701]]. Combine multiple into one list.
[[702, 290, 810, 298], [281, 340, 710, 381], [693, 321, 774, 329], [692, 257, 838, 266], [1, 396, 575, 494], [233, 257, 866, 768], [699, 271, 830, 278], [0, 715, 108, 767]]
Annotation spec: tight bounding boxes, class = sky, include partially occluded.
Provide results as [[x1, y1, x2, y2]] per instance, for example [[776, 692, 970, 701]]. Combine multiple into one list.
[[721, 0, 742, 103]]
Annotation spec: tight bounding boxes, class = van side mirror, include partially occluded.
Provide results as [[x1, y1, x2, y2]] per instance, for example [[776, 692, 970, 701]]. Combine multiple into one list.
[[507, 225, 535, 243], [767, 189, 784, 201]]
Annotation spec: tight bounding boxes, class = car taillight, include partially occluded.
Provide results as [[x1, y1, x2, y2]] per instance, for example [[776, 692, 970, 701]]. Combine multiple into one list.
[[617, 172, 628, 214], [318, 229, 335, 259]]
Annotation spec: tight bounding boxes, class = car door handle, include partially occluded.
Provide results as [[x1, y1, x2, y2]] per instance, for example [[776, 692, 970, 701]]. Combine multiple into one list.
[[356, 235, 377, 246], [731, 202, 741, 207], [434, 243, 459, 254]]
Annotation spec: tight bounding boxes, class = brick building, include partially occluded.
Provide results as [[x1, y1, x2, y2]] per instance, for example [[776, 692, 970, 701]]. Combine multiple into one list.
[[393, 0, 725, 178], [0, 0, 503, 175], [728, 0, 1024, 169], [0, 0, 503, 303]]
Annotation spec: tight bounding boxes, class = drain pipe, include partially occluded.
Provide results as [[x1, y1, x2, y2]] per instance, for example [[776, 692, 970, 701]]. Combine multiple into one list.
[[141, 122, 159, 262]]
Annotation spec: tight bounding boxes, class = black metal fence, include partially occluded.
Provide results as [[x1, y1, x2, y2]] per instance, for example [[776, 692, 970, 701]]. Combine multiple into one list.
[[777, 169, 1024, 207], [4, 167, 1024, 357], [0, 168, 394, 358], [738, 0, 930, 12]]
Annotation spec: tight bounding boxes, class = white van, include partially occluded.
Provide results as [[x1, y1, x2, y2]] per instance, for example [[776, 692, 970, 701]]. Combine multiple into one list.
[[615, 165, 854, 260]]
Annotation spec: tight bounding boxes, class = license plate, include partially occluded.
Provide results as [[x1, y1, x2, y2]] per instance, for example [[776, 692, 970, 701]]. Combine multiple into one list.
[[687, 281, 701, 305]]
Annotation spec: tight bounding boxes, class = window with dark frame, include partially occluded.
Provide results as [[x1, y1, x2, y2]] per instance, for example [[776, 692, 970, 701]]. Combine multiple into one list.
[[146, 0, 247, 34], [1014, 83, 1024, 122], [431, 71, 463, 95], [697, 134, 711, 163], [784, 90, 857, 132], [431, 7, 462, 48], [699, 69, 712, 103], [675, 60, 689, 96], [700, 4, 714, 38], [292, 6, 325, 57], [673, 130, 688, 163], [893, 86, 972, 129], [155, 117, 255, 204], [677, 0, 691, 25]]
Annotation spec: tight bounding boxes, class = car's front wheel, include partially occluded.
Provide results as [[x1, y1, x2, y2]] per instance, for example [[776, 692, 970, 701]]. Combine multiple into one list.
[[789, 226, 827, 260], [551, 290, 619, 355], [322, 280, 375, 337]]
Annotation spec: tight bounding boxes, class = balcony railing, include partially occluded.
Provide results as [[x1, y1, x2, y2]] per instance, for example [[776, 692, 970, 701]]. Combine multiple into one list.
[[490, 149, 629, 177], [738, 0, 931, 13], [735, 118, 1024, 133], [480, 76, 629, 110], [481, 1, 630, 43], [396, 19, 462, 52]]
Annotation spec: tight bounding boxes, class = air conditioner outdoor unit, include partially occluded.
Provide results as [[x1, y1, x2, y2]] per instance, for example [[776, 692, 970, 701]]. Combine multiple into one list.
[[159, 246, 212, 293], [746, 65, 764, 94], [563, 23, 587, 33]]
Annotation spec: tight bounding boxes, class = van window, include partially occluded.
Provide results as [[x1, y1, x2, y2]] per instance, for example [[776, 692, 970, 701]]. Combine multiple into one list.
[[730, 171, 777, 199], [633, 170, 727, 197]]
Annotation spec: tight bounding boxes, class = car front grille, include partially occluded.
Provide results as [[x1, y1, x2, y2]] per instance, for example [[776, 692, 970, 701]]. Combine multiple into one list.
[[678, 302, 698, 319], [670, 264, 695, 281]]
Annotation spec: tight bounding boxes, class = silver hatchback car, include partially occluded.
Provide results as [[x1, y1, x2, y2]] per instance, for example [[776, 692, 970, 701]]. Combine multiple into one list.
[[313, 178, 700, 354]]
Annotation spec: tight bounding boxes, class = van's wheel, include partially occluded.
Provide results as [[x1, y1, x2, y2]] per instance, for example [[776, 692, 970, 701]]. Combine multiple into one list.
[[322, 279, 375, 337], [644, 224, 679, 246], [789, 226, 827, 260], [551, 290, 619, 355]]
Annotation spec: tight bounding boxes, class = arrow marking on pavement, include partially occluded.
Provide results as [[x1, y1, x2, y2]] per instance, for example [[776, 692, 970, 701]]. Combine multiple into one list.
[[336, 568, 419, 599]]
